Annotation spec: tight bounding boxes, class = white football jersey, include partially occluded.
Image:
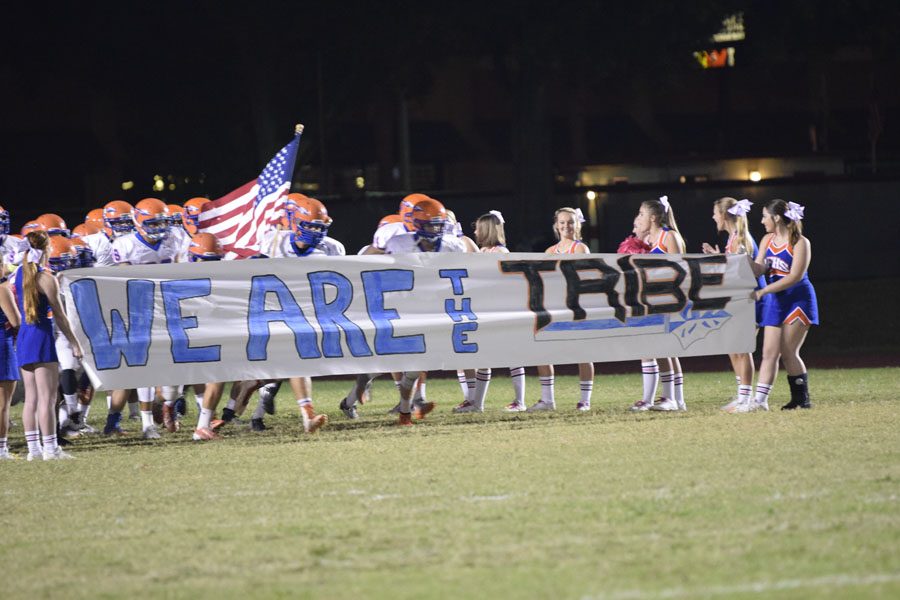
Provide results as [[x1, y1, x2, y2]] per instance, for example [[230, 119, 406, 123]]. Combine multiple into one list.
[[82, 232, 116, 266], [112, 232, 183, 265], [262, 230, 346, 258], [168, 227, 193, 263], [1, 235, 26, 267], [384, 232, 466, 254], [372, 221, 408, 250]]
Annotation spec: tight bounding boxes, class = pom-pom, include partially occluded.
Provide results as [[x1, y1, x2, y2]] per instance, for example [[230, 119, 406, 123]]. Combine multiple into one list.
[[617, 235, 650, 254]]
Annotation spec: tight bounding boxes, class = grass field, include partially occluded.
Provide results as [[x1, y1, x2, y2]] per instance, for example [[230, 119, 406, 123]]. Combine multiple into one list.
[[2, 367, 899, 599]]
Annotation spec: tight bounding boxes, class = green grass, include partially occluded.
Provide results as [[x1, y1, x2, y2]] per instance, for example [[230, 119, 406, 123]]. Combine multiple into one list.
[[3, 368, 899, 599]]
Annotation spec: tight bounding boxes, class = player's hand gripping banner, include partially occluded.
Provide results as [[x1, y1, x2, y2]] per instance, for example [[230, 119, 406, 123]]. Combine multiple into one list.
[[60, 253, 758, 390]]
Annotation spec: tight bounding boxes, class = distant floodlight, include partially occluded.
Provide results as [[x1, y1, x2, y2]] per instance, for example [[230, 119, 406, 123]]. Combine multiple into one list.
[[153, 179, 165, 192], [586, 190, 597, 201], [355, 176, 365, 189], [121, 181, 134, 191], [679, 175, 687, 184], [749, 170, 762, 182]]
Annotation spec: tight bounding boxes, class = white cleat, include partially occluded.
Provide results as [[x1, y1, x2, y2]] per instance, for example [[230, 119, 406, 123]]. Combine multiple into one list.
[[0, 449, 21, 460], [142, 425, 162, 440], [721, 396, 742, 412], [649, 397, 679, 411], [26, 451, 44, 462], [504, 402, 527, 413], [676, 399, 687, 412], [630, 399, 653, 412], [576, 401, 591, 412], [43, 448, 74, 460], [731, 399, 769, 413], [526, 400, 556, 412]]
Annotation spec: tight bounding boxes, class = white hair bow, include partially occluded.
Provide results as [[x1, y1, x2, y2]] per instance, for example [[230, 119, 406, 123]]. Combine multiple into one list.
[[25, 247, 43, 264], [488, 210, 505, 224], [659, 196, 670, 213], [785, 201, 805, 222], [574, 208, 586, 224], [727, 198, 753, 216]]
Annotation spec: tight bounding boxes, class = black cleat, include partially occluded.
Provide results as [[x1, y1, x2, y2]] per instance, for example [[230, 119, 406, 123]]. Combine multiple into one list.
[[251, 418, 267, 431]]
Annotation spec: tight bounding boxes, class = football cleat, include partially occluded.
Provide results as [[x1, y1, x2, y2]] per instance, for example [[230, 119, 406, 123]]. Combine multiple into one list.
[[387, 402, 402, 415], [192, 427, 220, 441], [397, 412, 414, 426], [413, 401, 435, 420], [250, 418, 267, 431], [526, 400, 556, 412], [650, 397, 678, 412], [504, 402, 526, 412], [629, 399, 653, 412], [452, 401, 481, 414], [142, 425, 161, 440], [339, 398, 358, 420], [26, 451, 44, 462], [721, 396, 742, 412], [576, 401, 591, 412]]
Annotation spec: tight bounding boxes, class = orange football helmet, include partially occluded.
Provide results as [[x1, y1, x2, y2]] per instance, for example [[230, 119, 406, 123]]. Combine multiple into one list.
[[378, 214, 404, 229], [21, 220, 46, 235], [48, 236, 78, 273], [133, 198, 170, 242], [85, 208, 104, 228], [290, 196, 331, 247], [400, 193, 432, 231], [37, 213, 70, 237], [188, 233, 224, 262], [182, 197, 208, 235], [103, 200, 135, 238], [68, 234, 96, 268], [72, 222, 100, 238], [410, 198, 447, 241], [280, 193, 303, 229], [166, 204, 184, 228]]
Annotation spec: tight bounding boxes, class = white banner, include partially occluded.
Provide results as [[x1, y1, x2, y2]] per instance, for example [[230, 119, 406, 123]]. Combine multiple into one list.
[[60, 253, 758, 390]]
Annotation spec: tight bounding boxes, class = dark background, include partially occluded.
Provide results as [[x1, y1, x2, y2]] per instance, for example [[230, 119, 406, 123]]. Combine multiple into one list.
[[2, 1, 900, 280]]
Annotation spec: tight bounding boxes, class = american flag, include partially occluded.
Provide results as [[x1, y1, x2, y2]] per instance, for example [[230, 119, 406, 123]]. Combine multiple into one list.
[[198, 130, 302, 258]]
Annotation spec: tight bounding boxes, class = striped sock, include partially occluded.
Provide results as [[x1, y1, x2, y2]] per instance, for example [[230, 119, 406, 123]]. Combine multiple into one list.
[[41, 433, 58, 455], [660, 370, 675, 400], [579, 380, 593, 406], [472, 369, 491, 410], [754, 383, 773, 406], [0, 437, 7, 452], [466, 378, 476, 403], [457, 371, 469, 398], [25, 430, 42, 455], [737, 384, 753, 404], [673, 373, 684, 407], [641, 360, 659, 404], [510, 367, 526, 405], [539, 376, 555, 405]]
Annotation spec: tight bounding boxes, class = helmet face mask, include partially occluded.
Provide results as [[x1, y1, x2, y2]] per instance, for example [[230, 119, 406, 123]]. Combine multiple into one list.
[[103, 201, 135, 238], [0, 209, 10, 236], [48, 238, 77, 273], [133, 199, 170, 242], [409, 199, 447, 243], [413, 218, 445, 241], [49, 255, 77, 273], [289, 197, 331, 248]]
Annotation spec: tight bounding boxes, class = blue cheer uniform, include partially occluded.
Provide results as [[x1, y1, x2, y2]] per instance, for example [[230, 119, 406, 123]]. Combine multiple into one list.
[[14, 266, 58, 367], [759, 237, 819, 327]]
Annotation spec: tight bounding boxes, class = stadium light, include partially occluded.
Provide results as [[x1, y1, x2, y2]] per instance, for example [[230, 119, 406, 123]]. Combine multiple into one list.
[[355, 176, 365, 189], [748, 170, 762, 182], [121, 181, 134, 191], [153, 179, 165, 192], [585, 190, 597, 201]]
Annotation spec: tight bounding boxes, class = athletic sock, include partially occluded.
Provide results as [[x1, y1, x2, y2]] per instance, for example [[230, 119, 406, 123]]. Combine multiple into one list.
[[78, 401, 91, 420], [63, 393, 78, 415], [457, 371, 468, 398], [197, 407, 213, 430], [472, 369, 491, 410], [466, 377, 476, 403], [673, 373, 685, 407], [41, 434, 58, 455], [105, 412, 122, 433], [127, 399, 139, 417], [510, 367, 526, 405], [0, 437, 6, 453], [225, 398, 237, 411], [754, 383, 773, 406], [641, 360, 659, 404], [539, 375, 555, 406], [195, 394, 204, 412], [140, 411, 154, 430], [579, 380, 593, 405], [25, 430, 42, 456], [737, 384, 753, 404], [251, 401, 266, 420], [413, 382, 426, 402], [659, 370, 674, 400]]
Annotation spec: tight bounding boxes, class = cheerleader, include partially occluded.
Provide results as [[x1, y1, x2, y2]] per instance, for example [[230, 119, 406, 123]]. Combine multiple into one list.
[[452, 210, 528, 412], [528, 207, 595, 412], [629, 196, 687, 412], [701, 198, 764, 411], [740, 200, 818, 411], [0, 255, 21, 459], [17, 231, 83, 460]]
